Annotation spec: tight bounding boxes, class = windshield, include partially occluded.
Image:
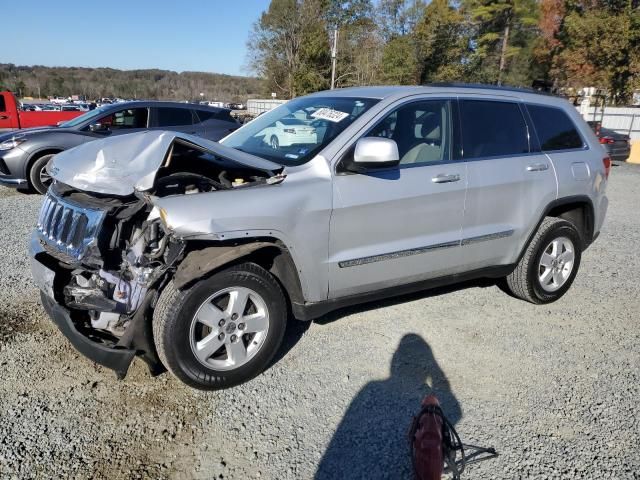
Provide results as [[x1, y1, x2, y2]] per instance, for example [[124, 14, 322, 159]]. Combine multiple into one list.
[[221, 96, 379, 166], [58, 105, 112, 128]]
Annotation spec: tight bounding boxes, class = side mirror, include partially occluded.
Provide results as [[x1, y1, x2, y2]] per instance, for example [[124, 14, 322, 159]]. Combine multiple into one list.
[[353, 137, 400, 169], [89, 122, 109, 133]]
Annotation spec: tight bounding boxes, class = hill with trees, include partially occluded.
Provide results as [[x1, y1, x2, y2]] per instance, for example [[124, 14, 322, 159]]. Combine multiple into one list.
[[0, 64, 265, 102]]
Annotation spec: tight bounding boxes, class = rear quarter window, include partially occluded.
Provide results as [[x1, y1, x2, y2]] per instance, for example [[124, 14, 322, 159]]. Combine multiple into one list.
[[460, 100, 529, 159], [527, 105, 584, 151], [0, 95, 5, 112], [156, 107, 195, 127], [196, 109, 236, 124]]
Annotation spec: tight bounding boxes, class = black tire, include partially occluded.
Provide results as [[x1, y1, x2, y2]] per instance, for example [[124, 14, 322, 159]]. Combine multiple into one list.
[[504, 217, 582, 304], [29, 153, 56, 194], [153, 262, 287, 390], [270, 135, 279, 149]]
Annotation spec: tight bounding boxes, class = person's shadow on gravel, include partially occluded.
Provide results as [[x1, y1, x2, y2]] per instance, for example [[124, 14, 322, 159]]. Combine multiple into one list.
[[315, 333, 461, 480]]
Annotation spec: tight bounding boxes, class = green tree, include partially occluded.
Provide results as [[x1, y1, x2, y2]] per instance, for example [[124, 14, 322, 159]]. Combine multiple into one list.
[[324, 0, 384, 87], [552, 2, 640, 103], [378, 0, 426, 39], [247, 0, 331, 97], [413, 0, 470, 83], [381, 36, 418, 83], [464, 0, 539, 84], [294, 12, 332, 94]]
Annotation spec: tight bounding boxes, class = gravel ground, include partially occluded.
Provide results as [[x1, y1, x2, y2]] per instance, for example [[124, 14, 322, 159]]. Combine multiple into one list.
[[0, 163, 639, 480]]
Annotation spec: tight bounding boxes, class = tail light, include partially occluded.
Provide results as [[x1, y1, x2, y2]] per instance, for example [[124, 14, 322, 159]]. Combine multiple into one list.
[[599, 136, 615, 145], [603, 156, 612, 179], [283, 128, 296, 134]]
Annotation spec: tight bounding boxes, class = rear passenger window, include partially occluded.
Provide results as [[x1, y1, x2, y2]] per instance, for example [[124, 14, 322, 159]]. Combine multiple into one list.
[[0, 96, 5, 112], [156, 108, 194, 127], [527, 105, 584, 151], [460, 100, 529, 159]]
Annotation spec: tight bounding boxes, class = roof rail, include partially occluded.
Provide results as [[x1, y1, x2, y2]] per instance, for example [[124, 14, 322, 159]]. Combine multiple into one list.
[[427, 82, 557, 97]]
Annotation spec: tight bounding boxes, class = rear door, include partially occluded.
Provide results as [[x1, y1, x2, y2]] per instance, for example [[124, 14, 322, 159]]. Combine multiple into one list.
[[459, 97, 557, 270], [328, 97, 468, 299], [526, 103, 594, 198]]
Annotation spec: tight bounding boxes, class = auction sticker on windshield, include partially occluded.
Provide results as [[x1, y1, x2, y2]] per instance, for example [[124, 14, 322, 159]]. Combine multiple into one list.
[[311, 108, 349, 123]]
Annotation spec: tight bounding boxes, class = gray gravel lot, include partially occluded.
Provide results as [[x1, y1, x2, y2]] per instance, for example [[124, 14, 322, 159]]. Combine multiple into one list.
[[0, 163, 639, 479]]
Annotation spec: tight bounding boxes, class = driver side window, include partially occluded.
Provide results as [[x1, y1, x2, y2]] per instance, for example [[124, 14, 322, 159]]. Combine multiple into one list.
[[98, 108, 149, 130], [367, 100, 451, 165]]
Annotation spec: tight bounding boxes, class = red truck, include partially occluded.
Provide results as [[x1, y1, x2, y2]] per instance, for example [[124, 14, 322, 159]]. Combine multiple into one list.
[[0, 91, 83, 131]]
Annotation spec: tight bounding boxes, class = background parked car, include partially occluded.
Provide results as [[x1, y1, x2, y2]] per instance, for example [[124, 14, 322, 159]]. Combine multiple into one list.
[[588, 120, 631, 162], [60, 104, 82, 112], [256, 117, 317, 149], [0, 101, 239, 193]]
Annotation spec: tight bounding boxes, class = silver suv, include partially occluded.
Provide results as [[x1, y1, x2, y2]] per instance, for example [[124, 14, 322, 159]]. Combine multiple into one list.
[[29, 85, 609, 390]]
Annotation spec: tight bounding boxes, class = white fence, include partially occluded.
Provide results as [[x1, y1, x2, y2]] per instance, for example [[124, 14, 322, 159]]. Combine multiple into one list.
[[246, 99, 287, 116], [578, 106, 640, 140]]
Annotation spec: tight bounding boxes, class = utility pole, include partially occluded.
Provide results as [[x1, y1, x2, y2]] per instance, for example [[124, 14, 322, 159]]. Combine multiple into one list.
[[330, 28, 338, 90], [497, 19, 511, 86]]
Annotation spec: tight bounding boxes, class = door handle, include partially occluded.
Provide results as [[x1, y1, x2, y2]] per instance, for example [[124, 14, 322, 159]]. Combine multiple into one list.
[[0, 115, 9, 120], [526, 163, 549, 172], [432, 173, 461, 183]]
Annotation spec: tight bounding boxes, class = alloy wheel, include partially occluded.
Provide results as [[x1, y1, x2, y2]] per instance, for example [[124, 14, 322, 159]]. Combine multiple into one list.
[[538, 236, 575, 292], [189, 286, 270, 371]]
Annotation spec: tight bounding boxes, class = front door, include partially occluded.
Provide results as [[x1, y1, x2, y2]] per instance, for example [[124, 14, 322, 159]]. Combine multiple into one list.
[[328, 98, 468, 299], [87, 107, 150, 136], [0, 94, 17, 130]]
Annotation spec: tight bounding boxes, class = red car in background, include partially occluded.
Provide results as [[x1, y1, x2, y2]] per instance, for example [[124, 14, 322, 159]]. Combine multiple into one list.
[[0, 91, 82, 131]]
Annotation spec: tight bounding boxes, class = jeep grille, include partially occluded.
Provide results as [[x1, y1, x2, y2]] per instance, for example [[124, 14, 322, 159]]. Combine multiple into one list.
[[36, 190, 106, 262]]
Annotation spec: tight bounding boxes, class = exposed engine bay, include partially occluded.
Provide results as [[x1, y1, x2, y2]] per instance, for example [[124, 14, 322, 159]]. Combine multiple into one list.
[[36, 137, 283, 343]]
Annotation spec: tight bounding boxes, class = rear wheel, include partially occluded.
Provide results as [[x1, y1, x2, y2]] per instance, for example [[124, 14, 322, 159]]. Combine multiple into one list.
[[503, 217, 582, 304], [153, 263, 287, 390], [29, 153, 56, 194]]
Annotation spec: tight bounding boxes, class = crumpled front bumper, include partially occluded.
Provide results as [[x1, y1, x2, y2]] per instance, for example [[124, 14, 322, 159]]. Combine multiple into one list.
[[29, 232, 163, 379], [39, 292, 136, 379]]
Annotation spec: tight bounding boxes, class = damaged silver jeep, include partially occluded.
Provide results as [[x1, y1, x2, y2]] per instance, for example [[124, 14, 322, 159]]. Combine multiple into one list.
[[30, 87, 608, 389]]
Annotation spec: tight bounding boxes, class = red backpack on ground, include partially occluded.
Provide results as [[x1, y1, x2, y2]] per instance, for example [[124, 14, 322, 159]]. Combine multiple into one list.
[[409, 394, 497, 480]]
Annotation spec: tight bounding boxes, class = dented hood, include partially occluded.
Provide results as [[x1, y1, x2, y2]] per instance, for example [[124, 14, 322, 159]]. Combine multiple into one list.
[[49, 130, 283, 196]]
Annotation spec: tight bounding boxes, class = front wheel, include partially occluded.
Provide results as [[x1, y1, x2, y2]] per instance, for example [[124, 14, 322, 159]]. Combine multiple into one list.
[[153, 263, 287, 390], [503, 217, 582, 304], [29, 153, 56, 194]]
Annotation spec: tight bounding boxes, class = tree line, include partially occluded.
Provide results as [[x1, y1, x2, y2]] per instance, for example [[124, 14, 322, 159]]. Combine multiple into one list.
[[0, 64, 264, 102], [247, 0, 640, 103]]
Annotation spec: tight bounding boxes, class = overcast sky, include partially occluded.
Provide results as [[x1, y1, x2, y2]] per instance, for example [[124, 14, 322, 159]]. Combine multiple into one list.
[[5, 0, 271, 76]]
